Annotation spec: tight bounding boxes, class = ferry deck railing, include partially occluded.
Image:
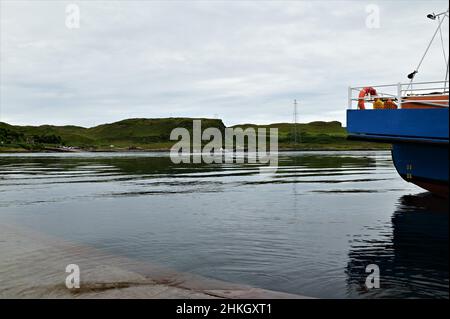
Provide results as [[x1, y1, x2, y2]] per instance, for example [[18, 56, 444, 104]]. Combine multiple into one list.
[[348, 80, 449, 109]]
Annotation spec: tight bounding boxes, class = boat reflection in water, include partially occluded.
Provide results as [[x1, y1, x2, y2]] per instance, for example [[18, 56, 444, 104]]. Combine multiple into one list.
[[346, 193, 449, 298]]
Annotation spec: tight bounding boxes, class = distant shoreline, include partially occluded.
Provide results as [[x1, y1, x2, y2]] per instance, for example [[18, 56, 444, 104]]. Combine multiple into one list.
[[0, 147, 390, 154], [1, 118, 390, 154]]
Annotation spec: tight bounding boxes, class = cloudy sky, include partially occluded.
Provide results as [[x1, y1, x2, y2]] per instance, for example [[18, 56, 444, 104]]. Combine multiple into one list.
[[0, 0, 448, 127]]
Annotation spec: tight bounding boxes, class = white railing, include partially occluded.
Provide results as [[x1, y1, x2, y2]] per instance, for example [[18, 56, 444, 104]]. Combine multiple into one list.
[[348, 80, 449, 109]]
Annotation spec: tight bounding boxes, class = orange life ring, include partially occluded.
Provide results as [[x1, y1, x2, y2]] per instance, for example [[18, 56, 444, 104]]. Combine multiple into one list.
[[358, 87, 377, 110]]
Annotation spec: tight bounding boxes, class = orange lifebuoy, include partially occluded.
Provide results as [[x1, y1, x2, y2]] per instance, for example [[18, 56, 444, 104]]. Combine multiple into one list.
[[358, 87, 377, 110]]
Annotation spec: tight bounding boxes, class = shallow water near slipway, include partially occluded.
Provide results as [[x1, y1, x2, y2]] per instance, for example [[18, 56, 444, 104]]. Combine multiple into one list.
[[0, 151, 447, 298]]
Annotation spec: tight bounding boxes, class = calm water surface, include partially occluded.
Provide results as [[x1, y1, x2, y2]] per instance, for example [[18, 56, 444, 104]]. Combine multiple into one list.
[[0, 151, 448, 298]]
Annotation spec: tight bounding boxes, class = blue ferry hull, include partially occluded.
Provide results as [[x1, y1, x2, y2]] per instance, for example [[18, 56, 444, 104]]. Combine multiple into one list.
[[392, 143, 448, 196], [347, 109, 449, 197]]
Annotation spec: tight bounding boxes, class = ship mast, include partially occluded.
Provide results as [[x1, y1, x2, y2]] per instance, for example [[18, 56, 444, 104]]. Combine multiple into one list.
[[406, 8, 449, 93]]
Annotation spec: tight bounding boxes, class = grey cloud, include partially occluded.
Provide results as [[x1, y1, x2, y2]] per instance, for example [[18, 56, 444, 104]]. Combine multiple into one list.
[[0, 0, 448, 127]]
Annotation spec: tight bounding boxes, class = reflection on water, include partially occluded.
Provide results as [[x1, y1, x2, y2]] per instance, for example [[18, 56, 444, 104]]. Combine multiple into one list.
[[346, 193, 449, 299], [0, 151, 447, 298]]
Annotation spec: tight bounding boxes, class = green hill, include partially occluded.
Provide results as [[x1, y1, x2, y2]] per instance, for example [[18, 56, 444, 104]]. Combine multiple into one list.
[[231, 121, 388, 150], [85, 118, 225, 147], [0, 118, 387, 152], [0, 118, 226, 151]]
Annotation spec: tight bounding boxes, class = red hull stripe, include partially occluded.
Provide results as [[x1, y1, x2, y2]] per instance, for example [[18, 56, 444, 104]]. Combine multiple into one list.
[[412, 180, 449, 198]]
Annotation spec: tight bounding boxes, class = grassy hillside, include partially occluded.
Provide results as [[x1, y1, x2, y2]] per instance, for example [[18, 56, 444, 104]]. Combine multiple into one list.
[[231, 121, 389, 150], [0, 118, 388, 152], [0, 118, 226, 151], [85, 118, 225, 148]]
